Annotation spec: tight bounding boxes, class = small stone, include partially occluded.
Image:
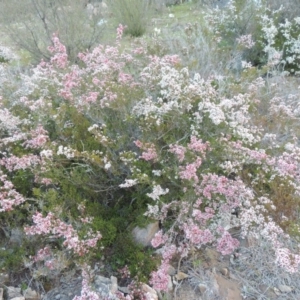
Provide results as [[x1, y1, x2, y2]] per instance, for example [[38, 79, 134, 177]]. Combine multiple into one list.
[[95, 275, 111, 285], [110, 276, 118, 294], [0, 273, 9, 284], [10, 298, 25, 300], [167, 275, 173, 292], [0, 288, 3, 300], [132, 222, 159, 247], [118, 286, 130, 294], [23, 287, 40, 300], [230, 255, 237, 265], [95, 282, 109, 294], [175, 271, 188, 281], [278, 285, 293, 293], [198, 284, 207, 294], [220, 268, 228, 277], [55, 294, 61, 300], [142, 284, 158, 300], [167, 265, 176, 276], [273, 287, 281, 296], [7, 287, 22, 299]]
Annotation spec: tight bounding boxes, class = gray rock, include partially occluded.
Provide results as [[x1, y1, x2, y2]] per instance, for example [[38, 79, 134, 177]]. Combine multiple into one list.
[[167, 265, 176, 276], [0, 273, 9, 284], [175, 271, 189, 281], [278, 284, 293, 293], [198, 284, 207, 294], [167, 275, 173, 292], [132, 222, 159, 247], [43, 278, 82, 300], [110, 276, 118, 294], [142, 284, 158, 300], [23, 287, 40, 300], [0, 288, 3, 300], [95, 282, 110, 294], [273, 287, 281, 296], [220, 268, 228, 277], [7, 287, 22, 299], [118, 286, 130, 294], [95, 275, 111, 285]]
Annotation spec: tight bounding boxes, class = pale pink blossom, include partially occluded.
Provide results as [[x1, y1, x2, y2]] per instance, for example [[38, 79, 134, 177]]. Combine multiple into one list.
[[216, 231, 240, 255], [134, 140, 158, 161], [168, 144, 186, 162], [179, 157, 202, 183], [236, 34, 255, 49], [151, 230, 167, 248], [25, 212, 102, 256]]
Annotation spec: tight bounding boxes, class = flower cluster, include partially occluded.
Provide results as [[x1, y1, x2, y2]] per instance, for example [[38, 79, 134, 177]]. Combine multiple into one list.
[[25, 212, 102, 256], [236, 34, 255, 49], [0, 174, 26, 212], [134, 140, 158, 162]]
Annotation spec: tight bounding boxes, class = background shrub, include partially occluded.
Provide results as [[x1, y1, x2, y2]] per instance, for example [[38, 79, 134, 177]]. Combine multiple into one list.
[[0, 0, 105, 63], [108, 0, 152, 37]]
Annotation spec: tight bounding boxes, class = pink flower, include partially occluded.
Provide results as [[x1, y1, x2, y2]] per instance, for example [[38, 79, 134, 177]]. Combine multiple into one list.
[[187, 136, 210, 155], [150, 263, 169, 291], [23, 125, 49, 149], [169, 144, 186, 162], [24, 212, 102, 256], [179, 157, 202, 183], [48, 34, 68, 68], [236, 34, 255, 49], [216, 231, 239, 255], [0, 174, 26, 212], [134, 140, 158, 161], [151, 230, 167, 248], [183, 223, 214, 245]]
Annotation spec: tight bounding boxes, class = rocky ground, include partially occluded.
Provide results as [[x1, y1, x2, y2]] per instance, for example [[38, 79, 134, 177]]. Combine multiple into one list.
[[1, 233, 300, 300]]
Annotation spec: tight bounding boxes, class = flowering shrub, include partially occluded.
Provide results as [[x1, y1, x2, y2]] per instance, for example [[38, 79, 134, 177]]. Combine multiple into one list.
[[1, 13, 300, 299], [205, 0, 300, 75]]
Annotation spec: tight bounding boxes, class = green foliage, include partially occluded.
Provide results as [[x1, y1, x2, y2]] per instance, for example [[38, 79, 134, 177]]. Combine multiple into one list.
[[108, 0, 152, 37], [208, 0, 267, 68], [0, 56, 9, 63], [110, 232, 157, 282], [11, 169, 35, 197], [0, 240, 35, 271], [91, 217, 117, 247]]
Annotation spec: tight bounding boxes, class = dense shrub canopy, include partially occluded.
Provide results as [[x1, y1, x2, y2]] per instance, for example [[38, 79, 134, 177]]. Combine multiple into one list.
[[1, 0, 300, 298]]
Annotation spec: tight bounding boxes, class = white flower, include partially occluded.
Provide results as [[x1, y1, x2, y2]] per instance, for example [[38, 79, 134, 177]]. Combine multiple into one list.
[[119, 179, 138, 188], [57, 145, 75, 158], [284, 143, 295, 152], [40, 149, 53, 159], [104, 162, 111, 170], [88, 124, 99, 132], [147, 185, 169, 201], [154, 27, 161, 35], [295, 17, 300, 25], [241, 61, 253, 69], [152, 170, 162, 176]]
